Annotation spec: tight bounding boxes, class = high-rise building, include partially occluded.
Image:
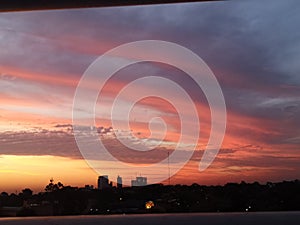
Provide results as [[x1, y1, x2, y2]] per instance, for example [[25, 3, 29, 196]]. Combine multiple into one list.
[[97, 175, 111, 190], [117, 175, 122, 189], [131, 176, 147, 187]]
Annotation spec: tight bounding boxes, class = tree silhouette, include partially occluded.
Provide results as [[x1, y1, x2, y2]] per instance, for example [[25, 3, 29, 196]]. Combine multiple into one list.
[[20, 188, 33, 200], [45, 178, 64, 192]]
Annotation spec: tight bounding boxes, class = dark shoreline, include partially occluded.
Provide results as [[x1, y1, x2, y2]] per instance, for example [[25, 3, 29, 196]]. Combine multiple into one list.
[[1, 180, 300, 217]]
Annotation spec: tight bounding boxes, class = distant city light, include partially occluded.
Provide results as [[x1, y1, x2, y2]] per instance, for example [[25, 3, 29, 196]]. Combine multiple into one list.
[[145, 201, 155, 209]]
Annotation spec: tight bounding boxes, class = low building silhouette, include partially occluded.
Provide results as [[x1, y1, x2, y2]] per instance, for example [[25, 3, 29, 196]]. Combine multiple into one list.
[[131, 176, 147, 186]]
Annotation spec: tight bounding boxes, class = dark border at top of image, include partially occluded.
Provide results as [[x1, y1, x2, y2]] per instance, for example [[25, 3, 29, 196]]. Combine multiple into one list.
[[0, 0, 223, 12]]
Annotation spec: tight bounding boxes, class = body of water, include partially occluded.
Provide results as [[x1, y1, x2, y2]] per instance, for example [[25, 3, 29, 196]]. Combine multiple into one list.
[[0, 212, 300, 225]]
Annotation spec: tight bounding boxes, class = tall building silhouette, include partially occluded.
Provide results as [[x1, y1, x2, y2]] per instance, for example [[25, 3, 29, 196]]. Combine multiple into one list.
[[97, 175, 111, 190], [117, 175, 122, 189]]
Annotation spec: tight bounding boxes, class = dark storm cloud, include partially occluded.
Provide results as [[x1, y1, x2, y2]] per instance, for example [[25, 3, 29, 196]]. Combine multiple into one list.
[[0, 130, 81, 159], [0, 127, 183, 164], [1, 0, 299, 89]]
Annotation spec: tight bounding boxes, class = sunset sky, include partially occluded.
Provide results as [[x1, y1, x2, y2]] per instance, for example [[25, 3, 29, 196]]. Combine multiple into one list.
[[1, 0, 300, 193]]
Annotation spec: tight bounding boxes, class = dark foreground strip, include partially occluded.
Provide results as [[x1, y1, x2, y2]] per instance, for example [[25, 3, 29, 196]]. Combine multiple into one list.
[[0, 212, 300, 225]]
